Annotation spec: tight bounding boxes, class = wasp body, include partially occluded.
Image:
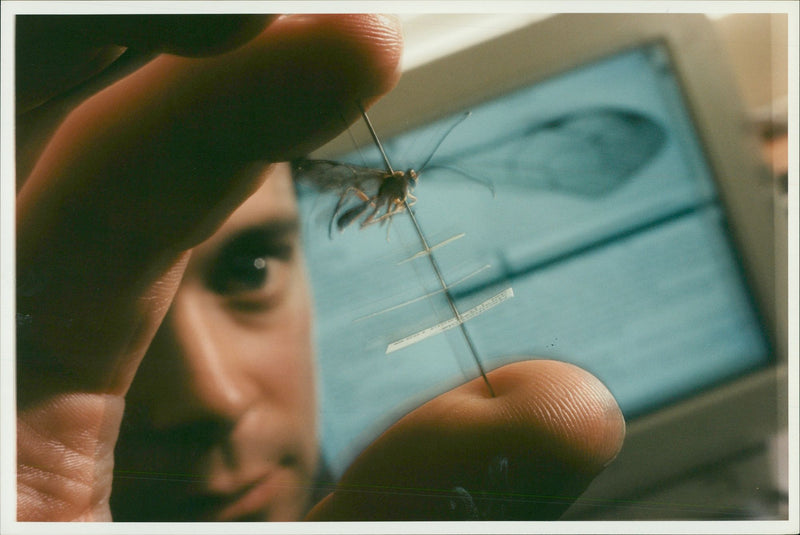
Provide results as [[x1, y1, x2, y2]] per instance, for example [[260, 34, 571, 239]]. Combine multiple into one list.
[[292, 159, 418, 236], [292, 110, 473, 238]]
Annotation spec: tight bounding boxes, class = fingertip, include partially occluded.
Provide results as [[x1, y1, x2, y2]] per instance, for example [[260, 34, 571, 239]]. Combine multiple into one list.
[[347, 13, 405, 97], [270, 14, 404, 110], [482, 359, 626, 473]]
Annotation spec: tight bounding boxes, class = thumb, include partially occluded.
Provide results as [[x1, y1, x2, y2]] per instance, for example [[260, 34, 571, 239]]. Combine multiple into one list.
[[306, 359, 625, 520]]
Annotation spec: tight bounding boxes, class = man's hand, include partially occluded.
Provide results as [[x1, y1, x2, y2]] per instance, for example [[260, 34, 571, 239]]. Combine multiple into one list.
[[307, 360, 625, 520], [16, 14, 403, 521]]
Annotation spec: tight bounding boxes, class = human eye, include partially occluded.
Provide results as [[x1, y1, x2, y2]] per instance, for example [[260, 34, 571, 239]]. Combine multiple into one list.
[[206, 225, 296, 310]]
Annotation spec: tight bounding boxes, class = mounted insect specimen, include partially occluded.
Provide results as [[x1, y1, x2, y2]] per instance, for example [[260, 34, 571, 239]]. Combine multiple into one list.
[[292, 110, 478, 238], [291, 160, 418, 237]]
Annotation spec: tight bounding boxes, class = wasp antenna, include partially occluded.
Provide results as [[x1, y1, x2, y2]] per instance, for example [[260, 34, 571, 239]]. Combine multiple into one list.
[[419, 111, 472, 173], [425, 163, 496, 198]]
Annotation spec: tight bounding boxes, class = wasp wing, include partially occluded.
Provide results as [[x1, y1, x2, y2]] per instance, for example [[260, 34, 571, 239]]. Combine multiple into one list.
[[292, 159, 389, 195], [292, 159, 394, 237]]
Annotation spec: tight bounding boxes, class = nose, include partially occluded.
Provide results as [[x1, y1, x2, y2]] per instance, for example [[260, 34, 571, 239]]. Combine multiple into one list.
[[140, 286, 257, 428]]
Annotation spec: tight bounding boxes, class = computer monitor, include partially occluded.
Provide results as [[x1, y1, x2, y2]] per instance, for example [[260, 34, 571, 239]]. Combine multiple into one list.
[[298, 13, 788, 517]]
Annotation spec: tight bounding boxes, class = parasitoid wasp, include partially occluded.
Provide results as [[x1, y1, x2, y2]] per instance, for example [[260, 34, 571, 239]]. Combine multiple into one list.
[[292, 110, 481, 238]]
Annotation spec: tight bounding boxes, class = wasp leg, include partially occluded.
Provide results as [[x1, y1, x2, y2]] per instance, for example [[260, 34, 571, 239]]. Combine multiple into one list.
[[359, 198, 387, 229], [365, 200, 399, 227], [384, 213, 394, 241], [384, 202, 409, 241], [363, 201, 401, 240], [330, 187, 372, 236], [348, 187, 372, 202], [366, 202, 405, 244]]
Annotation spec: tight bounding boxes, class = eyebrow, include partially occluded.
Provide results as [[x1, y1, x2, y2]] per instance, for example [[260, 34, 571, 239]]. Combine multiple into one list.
[[247, 217, 300, 241], [215, 217, 301, 257]]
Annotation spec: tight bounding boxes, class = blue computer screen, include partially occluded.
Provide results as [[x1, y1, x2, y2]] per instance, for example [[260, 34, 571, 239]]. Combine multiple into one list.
[[296, 43, 771, 475]]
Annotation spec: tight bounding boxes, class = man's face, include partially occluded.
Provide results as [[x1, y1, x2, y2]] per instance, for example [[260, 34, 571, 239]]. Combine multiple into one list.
[[110, 163, 318, 521]]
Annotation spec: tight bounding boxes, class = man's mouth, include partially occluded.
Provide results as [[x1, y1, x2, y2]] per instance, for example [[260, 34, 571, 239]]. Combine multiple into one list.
[[201, 466, 299, 522]]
